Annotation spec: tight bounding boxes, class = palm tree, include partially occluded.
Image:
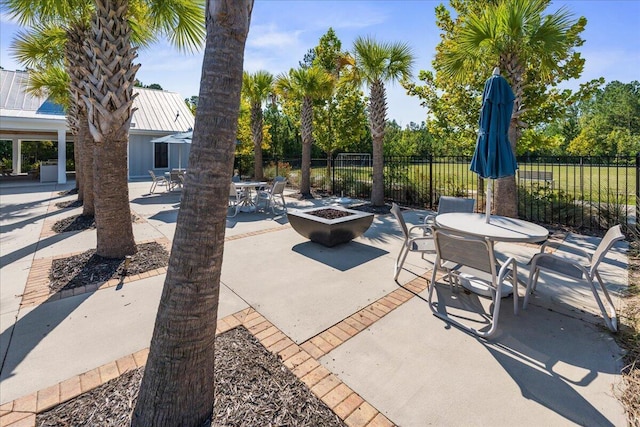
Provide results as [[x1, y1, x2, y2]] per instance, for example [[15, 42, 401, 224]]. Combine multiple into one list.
[[352, 36, 414, 206], [242, 70, 273, 180], [439, 0, 581, 217], [10, 20, 96, 214], [5, 0, 205, 258], [132, 0, 254, 424], [275, 66, 333, 197]]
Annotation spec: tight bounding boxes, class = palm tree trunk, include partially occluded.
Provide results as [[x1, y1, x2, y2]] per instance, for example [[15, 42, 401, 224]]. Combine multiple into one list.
[[494, 57, 523, 218], [300, 96, 313, 197], [78, 114, 95, 215], [251, 103, 264, 179], [369, 79, 387, 206], [65, 23, 91, 204], [132, 0, 253, 425], [82, 0, 138, 258]]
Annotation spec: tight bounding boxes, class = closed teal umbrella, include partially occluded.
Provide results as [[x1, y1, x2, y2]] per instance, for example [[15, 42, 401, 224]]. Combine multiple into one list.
[[470, 68, 518, 222]]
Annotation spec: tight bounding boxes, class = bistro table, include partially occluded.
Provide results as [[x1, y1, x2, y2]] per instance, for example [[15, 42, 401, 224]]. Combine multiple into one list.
[[233, 181, 267, 212], [434, 212, 549, 296]]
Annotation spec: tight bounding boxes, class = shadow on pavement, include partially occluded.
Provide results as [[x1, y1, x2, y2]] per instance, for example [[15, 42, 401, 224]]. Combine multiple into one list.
[[292, 240, 388, 271]]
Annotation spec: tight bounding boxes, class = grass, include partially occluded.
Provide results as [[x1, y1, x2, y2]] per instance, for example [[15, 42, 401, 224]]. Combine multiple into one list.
[[304, 161, 637, 205]]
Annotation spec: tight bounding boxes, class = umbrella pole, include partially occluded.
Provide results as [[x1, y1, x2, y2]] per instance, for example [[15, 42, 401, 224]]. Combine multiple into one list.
[[486, 179, 492, 223]]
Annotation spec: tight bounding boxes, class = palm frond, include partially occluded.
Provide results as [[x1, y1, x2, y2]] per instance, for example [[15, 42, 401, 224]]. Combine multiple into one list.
[[10, 24, 67, 68]]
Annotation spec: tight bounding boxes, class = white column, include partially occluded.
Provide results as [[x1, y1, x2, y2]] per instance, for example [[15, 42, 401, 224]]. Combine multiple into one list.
[[12, 138, 21, 173], [57, 128, 67, 184]]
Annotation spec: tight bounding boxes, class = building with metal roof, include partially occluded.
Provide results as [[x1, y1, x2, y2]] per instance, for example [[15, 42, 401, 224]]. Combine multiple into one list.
[[1, 69, 195, 183]]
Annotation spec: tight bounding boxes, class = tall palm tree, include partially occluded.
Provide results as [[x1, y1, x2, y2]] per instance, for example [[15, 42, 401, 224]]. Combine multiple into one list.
[[275, 66, 333, 197], [132, 0, 254, 424], [5, 0, 205, 258], [242, 70, 273, 180], [10, 20, 96, 213], [352, 36, 414, 206], [439, 0, 580, 217]]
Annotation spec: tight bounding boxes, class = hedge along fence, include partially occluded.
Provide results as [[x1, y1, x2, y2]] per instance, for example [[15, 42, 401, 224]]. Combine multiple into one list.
[[234, 154, 639, 234]]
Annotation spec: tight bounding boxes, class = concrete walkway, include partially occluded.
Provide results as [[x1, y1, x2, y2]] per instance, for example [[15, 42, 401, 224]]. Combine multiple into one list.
[[0, 180, 629, 426]]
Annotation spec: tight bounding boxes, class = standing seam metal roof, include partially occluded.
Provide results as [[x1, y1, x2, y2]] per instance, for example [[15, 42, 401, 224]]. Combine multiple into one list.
[[1, 70, 194, 133]]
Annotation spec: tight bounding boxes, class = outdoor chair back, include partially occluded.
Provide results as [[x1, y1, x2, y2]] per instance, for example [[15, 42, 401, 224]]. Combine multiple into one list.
[[428, 226, 518, 338], [257, 178, 287, 213], [148, 170, 169, 194], [390, 203, 436, 280], [228, 182, 241, 217], [524, 224, 625, 332], [423, 196, 475, 231]]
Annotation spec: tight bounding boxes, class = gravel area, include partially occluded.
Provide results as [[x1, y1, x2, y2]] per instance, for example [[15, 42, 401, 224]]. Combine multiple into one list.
[[36, 327, 346, 427]]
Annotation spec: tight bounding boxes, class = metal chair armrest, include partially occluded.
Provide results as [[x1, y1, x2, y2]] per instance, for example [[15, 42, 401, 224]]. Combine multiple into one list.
[[539, 240, 592, 261], [409, 224, 432, 236]]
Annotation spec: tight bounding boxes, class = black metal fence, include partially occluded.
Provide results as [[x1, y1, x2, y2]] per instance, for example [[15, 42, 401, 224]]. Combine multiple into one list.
[[235, 154, 639, 233]]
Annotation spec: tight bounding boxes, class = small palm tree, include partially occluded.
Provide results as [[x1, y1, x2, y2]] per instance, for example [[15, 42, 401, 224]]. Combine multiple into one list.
[[352, 36, 414, 206], [242, 70, 273, 180], [439, 0, 581, 217], [276, 66, 333, 197]]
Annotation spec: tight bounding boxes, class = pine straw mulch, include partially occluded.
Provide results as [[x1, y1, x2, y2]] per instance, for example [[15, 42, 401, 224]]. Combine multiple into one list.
[[49, 242, 169, 293], [36, 326, 346, 427], [51, 213, 142, 234]]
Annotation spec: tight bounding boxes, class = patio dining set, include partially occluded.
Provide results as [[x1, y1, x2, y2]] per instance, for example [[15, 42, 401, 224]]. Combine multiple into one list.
[[391, 196, 625, 339], [228, 176, 287, 217]]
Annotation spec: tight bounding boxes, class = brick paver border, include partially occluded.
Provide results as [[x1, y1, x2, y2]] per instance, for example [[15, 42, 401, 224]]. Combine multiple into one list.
[[2, 192, 438, 426]]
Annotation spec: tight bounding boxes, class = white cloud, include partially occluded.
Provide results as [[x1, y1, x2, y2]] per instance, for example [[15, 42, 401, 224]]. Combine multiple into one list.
[[248, 24, 302, 49]]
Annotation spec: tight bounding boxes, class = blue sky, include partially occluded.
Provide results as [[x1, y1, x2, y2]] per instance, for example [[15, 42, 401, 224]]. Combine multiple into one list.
[[1, 1, 639, 125]]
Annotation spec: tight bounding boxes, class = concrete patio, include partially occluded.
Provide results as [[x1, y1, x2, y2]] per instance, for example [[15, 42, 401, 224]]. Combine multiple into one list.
[[0, 180, 630, 426]]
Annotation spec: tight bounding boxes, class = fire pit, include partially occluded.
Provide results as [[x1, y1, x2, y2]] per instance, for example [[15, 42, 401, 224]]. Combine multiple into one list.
[[287, 206, 374, 247]]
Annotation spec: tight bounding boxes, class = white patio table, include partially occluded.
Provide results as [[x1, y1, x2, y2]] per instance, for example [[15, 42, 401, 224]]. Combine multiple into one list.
[[233, 181, 267, 212], [435, 212, 548, 244], [434, 212, 548, 296]]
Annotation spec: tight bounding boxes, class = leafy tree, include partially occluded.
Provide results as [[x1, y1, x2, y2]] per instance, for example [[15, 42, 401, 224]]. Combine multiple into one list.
[[275, 66, 333, 197], [383, 120, 432, 157], [134, 80, 163, 90], [263, 99, 298, 159], [410, 0, 589, 217], [132, 0, 253, 424], [184, 95, 198, 114], [242, 70, 274, 179], [311, 28, 367, 180], [568, 80, 640, 156], [351, 35, 414, 206]]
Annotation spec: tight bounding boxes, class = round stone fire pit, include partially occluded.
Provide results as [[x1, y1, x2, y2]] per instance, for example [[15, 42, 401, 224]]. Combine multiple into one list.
[[287, 206, 374, 247]]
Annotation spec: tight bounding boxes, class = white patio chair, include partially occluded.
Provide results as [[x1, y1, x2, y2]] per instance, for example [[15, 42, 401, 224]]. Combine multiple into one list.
[[228, 182, 241, 217], [256, 177, 287, 213], [148, 170, 169, 193], [421, 196, 475, 259], [391, 203, 436, 280], [423, 196, 475, 232], [168, 170, 184, 190], [428, 226, 518, 338], [523, 224, 625, 332]]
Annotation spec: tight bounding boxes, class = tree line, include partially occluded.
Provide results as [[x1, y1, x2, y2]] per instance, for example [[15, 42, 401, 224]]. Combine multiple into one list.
[[3, 0, 637, 423]]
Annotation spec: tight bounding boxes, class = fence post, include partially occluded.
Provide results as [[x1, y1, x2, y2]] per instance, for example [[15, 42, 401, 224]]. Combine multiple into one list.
[[331, 156, 335, 195], [428, 154, 433, 207], [636, 152, 640, 233]]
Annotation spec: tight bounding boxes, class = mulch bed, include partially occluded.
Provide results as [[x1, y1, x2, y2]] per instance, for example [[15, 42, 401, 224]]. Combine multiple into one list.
[[55, 200, 83, 210], [49, 242, 169, 293], [36, 326, 346, 427], [51, 214, 141, 233], [350, 203, 392, 215]]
